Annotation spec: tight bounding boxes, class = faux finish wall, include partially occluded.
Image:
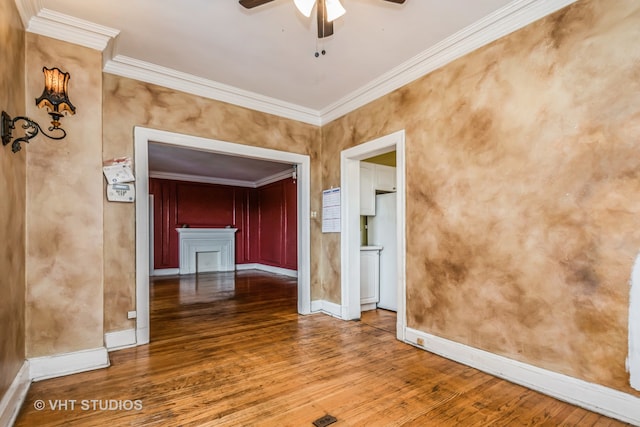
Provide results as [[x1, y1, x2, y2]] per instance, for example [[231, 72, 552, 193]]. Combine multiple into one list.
[[17, 0, 638, 400], [0, 0, 26, 399], [102, 75, 321, 333], [322, 0, 640, 394], [25, 34, 104, 357]]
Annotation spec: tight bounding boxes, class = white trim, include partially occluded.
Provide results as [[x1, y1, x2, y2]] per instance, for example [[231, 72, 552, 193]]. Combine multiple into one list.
[[104, 329, 137, 352], [151, 268, 180, 277], [149, 171, 255, 188], [105, 55, 321, 126], [340, 130, 407, 341], [135, 131, 151, 345], [148, 168, 293, 189], [28, 347, 110, 382], [629, 253, 640, 390], [0, 362, 31, 427], [17, 0, 576, 124], [341, 153, 363, 321], [319, 0, 578, 123], [135, 127, 312, 345], [405, 327, 640, 425], [104, 0, 575, 126], [26, 8, 119, 51], [236, 263, 298, 278], [255, 170, 295, 188], [13, 0, 40, 28], [311, 300, 343, 318], [361, 302, 377, 312], [149, 195, 155, 276]]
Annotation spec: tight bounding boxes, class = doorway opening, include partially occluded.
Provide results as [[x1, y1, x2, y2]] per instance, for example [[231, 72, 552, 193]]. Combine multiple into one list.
[[134, 127, 311, 345], [340, 130, 406, 341]]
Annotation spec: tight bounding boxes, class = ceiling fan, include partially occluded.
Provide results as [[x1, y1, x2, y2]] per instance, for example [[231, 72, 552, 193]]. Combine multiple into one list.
[[240, 0, 406, 39]]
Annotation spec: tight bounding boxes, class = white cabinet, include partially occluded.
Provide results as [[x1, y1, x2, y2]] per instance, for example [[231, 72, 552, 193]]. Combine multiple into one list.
[[360, 163, 396, 216], [374, 164, 396, 192], [360, 246, 381, 311], [360, 162, 376, 216]]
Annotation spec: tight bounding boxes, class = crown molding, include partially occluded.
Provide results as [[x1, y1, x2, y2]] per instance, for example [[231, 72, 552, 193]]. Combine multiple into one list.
[[17, 0, 577, 125], [103, 55, 322, 126], [149, 168, 293, 189], [149, 171, 256, 188], [319, 0, 578, 124], [13, 0, 40, 28], [254, 169, 294, 187], [24, 8, 119, 51]]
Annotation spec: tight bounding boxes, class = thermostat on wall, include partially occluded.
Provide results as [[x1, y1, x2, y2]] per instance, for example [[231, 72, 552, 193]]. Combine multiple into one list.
[[107, 183, 135, 203]]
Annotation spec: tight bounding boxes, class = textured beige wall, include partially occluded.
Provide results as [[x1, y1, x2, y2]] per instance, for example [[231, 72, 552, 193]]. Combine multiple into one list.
[[25, 34, 104, 357], [323, 0, 640, 394], [16, 0, 638, 398], [0, 0, 26, 398], [102, 75, 323, 332]]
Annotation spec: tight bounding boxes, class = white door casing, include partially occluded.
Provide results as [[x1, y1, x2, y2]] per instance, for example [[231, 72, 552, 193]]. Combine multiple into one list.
[[340, 129, 407, 340], [134, 127, 311, 345]]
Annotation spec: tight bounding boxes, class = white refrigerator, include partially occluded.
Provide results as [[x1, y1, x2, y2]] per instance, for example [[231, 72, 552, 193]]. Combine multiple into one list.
[[367, 192, 397, 311]]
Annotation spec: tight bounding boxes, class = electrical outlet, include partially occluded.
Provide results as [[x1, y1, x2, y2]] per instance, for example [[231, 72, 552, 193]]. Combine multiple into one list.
[[416, 337, 425, 347], [311, 211, 318, 218], [127, 311, 137, 319]]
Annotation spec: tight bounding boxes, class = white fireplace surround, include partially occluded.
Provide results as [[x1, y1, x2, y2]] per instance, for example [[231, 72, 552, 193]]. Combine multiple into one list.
[[177, 228, 238, 274]]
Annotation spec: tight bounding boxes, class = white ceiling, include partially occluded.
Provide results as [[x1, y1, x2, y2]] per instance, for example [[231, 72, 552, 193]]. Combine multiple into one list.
[[148, 142, 294, 186], [15, 0, 575, 180], [38, 0, 509, 110], [17, 0, 576, 125]]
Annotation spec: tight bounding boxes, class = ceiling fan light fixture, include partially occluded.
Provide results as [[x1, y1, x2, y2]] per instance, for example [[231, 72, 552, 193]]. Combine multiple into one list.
[[325, 0, 346, 22], [293, 0, 315, 17]]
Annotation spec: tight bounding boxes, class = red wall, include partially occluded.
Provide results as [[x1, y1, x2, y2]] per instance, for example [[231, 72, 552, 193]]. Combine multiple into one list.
[[150, 178, 297, 271], [258, 178, 298, 270]]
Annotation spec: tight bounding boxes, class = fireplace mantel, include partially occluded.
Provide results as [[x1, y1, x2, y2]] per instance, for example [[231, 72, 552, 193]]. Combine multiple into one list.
[[176, 228, 238, 275]]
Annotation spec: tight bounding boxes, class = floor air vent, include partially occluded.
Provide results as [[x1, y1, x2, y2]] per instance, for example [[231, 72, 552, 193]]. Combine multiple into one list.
[[312, 414, 337, 427]]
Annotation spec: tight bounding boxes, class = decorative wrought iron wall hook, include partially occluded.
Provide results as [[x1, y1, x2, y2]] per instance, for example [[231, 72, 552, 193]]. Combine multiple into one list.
[[1, 111, 68, 153]]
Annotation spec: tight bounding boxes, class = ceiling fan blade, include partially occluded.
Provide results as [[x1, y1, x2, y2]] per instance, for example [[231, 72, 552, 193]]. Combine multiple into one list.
[[383, 0, 406, 3], [317, 0, 334, 38], [239, 0, 275, 8]]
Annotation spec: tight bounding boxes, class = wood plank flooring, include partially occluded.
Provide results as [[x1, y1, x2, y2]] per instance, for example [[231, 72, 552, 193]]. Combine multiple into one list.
[[15, 271, 630, 426]]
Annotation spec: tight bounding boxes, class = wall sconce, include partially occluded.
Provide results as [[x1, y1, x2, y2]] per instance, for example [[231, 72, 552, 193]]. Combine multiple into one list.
[[1, 67, 76, 153]]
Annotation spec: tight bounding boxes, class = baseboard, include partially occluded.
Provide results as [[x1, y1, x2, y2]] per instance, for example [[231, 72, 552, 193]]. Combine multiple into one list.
[[311, 300, 343, 318], [0, 362, 30, 427], [236, 263, 298, 278], [155, 264, 299, 278], [361, 303, 377, 312], [405, 327, 640, 425], [151, 268, 179, 276], [29, 347, 110, 382], [104, 329, 137, 352]]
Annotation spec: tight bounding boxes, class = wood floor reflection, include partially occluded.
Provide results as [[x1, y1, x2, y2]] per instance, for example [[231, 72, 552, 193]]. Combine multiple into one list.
[[15, 270, 629, 426]]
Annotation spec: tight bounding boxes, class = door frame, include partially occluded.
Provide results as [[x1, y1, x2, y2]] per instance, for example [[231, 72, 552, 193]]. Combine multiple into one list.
[[134, 127, 312, 344], [340, 129, 407, 340]]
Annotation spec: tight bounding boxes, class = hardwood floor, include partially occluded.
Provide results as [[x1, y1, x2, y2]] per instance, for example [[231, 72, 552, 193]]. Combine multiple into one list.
[[15, 271, 629, 426]]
